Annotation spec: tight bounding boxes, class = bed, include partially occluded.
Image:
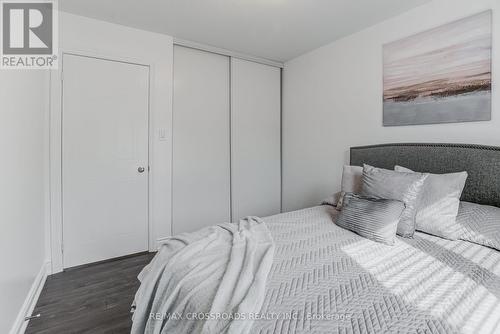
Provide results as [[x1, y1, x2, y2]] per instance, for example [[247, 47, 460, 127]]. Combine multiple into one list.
[[252, 205, 500, 334], [132, 143, 500, 334]]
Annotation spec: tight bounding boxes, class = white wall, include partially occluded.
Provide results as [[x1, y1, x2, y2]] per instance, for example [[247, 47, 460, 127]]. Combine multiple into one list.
[[1, 11, 174, 332], [0, 71, 49, 333], [49, 12, 174, 272], [282, 0, 500, 211]]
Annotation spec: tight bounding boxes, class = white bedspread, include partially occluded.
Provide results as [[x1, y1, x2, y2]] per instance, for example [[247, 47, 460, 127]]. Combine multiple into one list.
[[133, 206, 500, 334], [131, 217, 275, 334], [251, 206, 500, 334]]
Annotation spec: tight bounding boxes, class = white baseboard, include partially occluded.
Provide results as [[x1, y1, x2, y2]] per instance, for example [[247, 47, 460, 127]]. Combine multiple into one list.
[[9, 261, 50, 334]]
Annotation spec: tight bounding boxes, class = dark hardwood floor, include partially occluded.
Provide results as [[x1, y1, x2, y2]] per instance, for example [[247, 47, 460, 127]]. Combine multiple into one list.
[[26, 252, 155, 334]]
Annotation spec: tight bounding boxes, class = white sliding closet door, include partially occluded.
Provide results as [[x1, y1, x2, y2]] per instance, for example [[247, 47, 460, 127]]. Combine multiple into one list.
[[231, 58, 281, 222], [173, 46, 231, 234]]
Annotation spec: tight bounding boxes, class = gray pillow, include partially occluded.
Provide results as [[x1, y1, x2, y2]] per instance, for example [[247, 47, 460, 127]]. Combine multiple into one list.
[[361, 164, 428, 238], [395, 166, 467, 240], [336, 193, 405, 245], [457, 201, 500, 251]]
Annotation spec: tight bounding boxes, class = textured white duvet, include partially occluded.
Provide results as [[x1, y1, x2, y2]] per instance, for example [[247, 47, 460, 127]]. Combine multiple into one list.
[[251, 206, 500, 334], [133, 206, 500, 334]]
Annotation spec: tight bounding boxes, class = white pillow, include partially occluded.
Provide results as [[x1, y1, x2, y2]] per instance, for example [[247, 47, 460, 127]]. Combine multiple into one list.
[[342, 165, 363, 193], [395, 166, 468, 240], [321, 165, 363, 208], [457, 201, 500, 251]]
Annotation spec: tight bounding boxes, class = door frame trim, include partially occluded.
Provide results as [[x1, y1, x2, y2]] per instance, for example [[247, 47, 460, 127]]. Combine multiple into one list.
[[50, 49, 155, 273]]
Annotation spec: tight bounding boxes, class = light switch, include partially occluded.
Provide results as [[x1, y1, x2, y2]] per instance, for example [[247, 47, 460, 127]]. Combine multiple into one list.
[[158, 128, 167, 141]]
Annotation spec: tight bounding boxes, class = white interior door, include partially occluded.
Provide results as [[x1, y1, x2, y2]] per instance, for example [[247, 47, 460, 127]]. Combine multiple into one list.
[[231, 58, 281, 221], [172, 46, 231, 234], [62, 54, 149, 268]]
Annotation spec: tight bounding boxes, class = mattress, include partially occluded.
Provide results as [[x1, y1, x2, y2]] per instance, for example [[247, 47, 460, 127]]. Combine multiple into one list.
[[249, 206, 500, 334]]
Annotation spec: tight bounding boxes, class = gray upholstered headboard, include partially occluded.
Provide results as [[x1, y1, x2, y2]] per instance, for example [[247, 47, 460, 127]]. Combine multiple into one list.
[[350, 143, 500, 207]]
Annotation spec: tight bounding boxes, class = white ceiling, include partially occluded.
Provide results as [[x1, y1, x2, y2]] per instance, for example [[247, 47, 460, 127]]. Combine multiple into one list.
[[60, 0, 431, 62]]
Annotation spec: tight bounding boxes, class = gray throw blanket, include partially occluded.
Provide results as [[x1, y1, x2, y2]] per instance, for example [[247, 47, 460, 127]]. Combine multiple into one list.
[[131, 217, 275, 334]]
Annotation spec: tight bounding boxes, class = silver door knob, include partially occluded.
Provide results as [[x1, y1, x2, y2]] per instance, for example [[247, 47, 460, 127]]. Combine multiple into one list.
[[138, 166, 145, 173]]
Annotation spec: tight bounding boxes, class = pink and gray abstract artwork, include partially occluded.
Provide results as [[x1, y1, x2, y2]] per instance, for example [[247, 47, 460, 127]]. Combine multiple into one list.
[[383, 11, 492, 126]]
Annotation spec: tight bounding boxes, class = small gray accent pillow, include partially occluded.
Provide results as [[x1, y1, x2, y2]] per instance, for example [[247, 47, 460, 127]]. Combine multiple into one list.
[[336, 193, 405, 245], [395, 166, 467, 240], [361, 164, 428, 238], [457, 201, 500, 251]]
